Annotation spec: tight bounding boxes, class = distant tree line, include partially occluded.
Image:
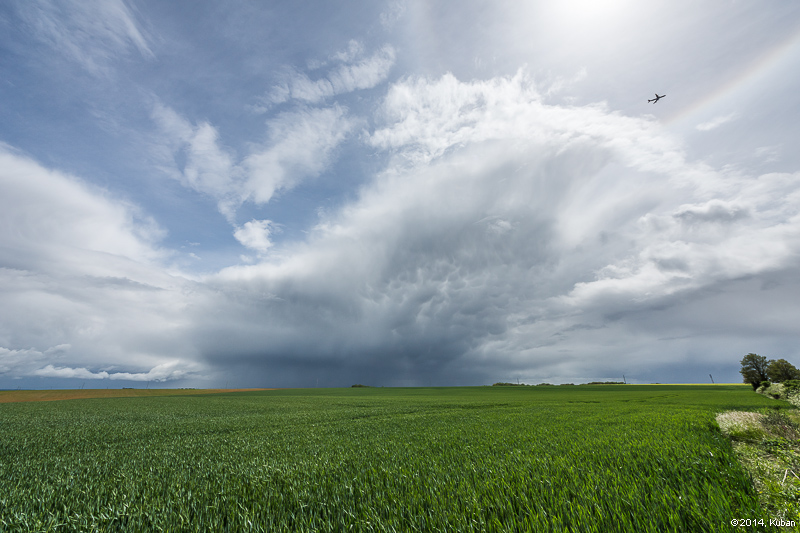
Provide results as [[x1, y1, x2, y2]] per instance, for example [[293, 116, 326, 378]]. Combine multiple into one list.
[[740, 353, 800, 390]]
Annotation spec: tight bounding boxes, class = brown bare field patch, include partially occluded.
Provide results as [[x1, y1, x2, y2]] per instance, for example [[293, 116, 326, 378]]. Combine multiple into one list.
[[0, 388, 271, 403]]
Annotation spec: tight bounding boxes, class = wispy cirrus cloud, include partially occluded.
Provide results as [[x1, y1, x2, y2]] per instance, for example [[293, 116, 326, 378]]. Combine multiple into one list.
[[17, 0, 152, 75], [243, 105, 355, 205], [264, 44, 395, 106], [152, 103, 355, 224], [754, 145, 781, 163], [696, 112, 738, 131], [150, 103, 242, 220]]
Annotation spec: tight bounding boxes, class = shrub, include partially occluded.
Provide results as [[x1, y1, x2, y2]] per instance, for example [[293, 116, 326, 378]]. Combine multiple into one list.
[[788, 392, 800, 408], [761, 410, 800, 440], [760, 383, 785, 399], [782, 379, 800, 396]]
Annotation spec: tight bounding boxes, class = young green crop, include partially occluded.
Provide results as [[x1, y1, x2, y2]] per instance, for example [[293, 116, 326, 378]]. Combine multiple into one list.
[[0, 385, 787, 531]]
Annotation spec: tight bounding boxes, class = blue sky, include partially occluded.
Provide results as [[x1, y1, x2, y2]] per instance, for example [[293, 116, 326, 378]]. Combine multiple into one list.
[[2, 0, 800, 388]]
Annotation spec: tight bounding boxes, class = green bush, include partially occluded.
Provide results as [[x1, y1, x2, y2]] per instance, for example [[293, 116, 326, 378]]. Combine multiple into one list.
[[788, 392, 800, 408], [758, 383, 786, 400], [782, 380, 800, 396], [761, 410, 800, 440]]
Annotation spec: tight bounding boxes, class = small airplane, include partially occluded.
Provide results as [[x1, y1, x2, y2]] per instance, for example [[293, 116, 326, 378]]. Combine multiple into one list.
[[648, 93, 666, 104]]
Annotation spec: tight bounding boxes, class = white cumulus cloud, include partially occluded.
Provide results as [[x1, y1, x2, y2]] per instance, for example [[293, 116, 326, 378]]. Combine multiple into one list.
[[234, 220, 275, 254], [32, 360, 192, 382], [0, 144, 202, 385]]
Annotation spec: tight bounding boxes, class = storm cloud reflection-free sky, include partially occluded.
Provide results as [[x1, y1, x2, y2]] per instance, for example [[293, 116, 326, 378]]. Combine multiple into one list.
[[2, 1, 800, 388]]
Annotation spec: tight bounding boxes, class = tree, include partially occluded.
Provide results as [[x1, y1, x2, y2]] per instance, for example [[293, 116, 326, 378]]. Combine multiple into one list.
[[740, 353, 771, 390], [767, 358, 800, 383]]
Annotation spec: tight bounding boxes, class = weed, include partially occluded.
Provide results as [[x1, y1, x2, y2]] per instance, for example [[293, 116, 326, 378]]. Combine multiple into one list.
[[717, 408, 800, 524]]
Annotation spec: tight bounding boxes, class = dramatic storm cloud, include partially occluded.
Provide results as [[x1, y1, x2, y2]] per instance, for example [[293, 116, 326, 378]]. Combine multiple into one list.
[[2, 0, 800, 388]]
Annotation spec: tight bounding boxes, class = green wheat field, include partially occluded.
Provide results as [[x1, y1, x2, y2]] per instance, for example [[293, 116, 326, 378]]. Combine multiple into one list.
[[0, 385, 789, 532]]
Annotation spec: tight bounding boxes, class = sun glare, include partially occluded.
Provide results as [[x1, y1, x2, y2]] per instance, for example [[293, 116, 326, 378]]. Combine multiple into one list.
[[547, 0, 639, 38]]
